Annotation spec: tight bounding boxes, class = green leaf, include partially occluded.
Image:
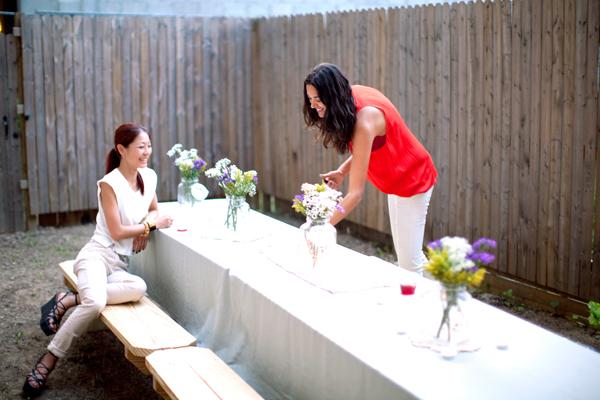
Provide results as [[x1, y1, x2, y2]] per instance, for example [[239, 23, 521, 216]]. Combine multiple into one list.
[[588, 301, 600, 327]]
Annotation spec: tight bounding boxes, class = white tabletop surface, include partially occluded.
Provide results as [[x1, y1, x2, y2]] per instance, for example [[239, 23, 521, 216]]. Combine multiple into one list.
[[130, 200, 600, 400]]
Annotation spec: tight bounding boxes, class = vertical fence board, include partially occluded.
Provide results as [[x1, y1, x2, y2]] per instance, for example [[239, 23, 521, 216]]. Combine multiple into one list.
[[480, 2, 493, 245], [472, 2, 484, 243], [498, 0, 512, 274], [518, 0, 533, 282], [560, 0, 577, 294], [7, 32, 24, 230], [60, 16, 78, 211], [72, 16, 87, 209], [527, 0, 542, 284], [537, 0, 553, 286], [578, 0, 600, 300], [53, 16, 68, 212], [489, 0, 503, 270], [549, 0, 565, 291], [31, 16, 49, 214], [42, 16, 58, 212], [508, 0, 522, 276], [102, 17, 114, 173], [0, 34, 9, 231], [456, 3, 468, 238], [21, 17, 39, 216], [81, 17, 96, 208]]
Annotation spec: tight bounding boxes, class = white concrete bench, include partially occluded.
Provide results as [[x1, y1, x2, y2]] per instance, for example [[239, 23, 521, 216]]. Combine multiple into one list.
[[59, 260, 197, 374], [145, 347, 264, 400]]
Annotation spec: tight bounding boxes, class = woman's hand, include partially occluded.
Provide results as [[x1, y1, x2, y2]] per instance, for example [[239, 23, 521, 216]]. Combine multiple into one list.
[[320, 169, 345, 189], [132, 235, 149, 253], [155, 214, 173, 229]]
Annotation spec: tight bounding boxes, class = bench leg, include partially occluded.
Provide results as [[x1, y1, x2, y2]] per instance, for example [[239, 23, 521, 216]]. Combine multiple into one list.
[[124, 348, 150, 375], [152, 378, 172, 400]]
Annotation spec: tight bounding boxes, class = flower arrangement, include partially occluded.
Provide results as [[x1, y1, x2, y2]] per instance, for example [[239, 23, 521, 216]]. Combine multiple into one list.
[[166, 144, 207, 181], [424, 236, 496, 343], [291, 182, 344, 223], [425, 237, 496, 288], [205, 158, 258, 198], [205, 158, 258, 231]]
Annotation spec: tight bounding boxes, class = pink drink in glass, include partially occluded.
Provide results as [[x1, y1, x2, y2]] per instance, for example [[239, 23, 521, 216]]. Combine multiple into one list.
[[400, 284, 416, 295]]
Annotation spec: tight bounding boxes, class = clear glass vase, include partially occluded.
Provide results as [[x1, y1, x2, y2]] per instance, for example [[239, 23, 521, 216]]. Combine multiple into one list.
[[225, 194, 249, 231], [177, 177, 208, 208], [436, 284, 471, 345], [302, 218, 337, 268]]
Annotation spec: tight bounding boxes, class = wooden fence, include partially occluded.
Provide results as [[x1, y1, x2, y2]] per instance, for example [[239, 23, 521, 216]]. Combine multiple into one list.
[[20, 15, 253, 214], [251, 0, 600, 301], [0, 31, 26, 233], [15, 0, 600, 302]]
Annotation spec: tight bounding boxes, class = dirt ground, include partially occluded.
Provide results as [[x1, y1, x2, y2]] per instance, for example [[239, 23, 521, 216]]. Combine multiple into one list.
[[1, 217, 599, 399]]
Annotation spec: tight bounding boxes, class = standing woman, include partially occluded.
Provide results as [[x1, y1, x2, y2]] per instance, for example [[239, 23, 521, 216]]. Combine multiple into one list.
[[304, 63, 437, 274], [23, 123, 173, 397]]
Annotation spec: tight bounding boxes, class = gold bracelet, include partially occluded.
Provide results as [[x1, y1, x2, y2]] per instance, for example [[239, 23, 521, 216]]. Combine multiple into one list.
[[142, 221, 150, 237], [146, 218, 157, 232]]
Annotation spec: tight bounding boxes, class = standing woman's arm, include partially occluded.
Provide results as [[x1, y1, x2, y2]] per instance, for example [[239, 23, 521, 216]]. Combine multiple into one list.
[[329, 107, 384, 225]]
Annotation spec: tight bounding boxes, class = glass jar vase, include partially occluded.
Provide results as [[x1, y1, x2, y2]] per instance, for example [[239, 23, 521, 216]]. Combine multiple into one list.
[[436, 284, 471, 345], [225, 194, 250, 231], [302, 218, 337, 268], [177, 177, 208, 208]]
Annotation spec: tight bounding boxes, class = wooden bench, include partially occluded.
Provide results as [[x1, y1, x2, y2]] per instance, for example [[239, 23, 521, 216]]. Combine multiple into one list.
[[145, 347, 263, 400], [59, 260, 197, 374]]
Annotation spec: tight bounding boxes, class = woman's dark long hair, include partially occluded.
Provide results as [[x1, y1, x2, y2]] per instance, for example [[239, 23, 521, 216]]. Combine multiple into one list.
[[303, 63, 356, 154], [105, 123, 150, 195]]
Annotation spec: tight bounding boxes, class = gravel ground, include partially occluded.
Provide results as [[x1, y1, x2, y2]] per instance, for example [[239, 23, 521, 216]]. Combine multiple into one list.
[[1, 213, 598, 399]]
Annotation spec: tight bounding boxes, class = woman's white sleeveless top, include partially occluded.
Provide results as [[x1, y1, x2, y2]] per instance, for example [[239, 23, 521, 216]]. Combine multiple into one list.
[[92, 167, 157, 256]]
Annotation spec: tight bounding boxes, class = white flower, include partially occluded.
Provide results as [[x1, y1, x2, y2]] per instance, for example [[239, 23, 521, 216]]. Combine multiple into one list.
[[440, 236, 474, 271]]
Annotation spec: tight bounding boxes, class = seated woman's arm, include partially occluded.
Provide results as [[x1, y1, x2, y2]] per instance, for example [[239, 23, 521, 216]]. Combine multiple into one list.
[[100, 182, 149, 241]]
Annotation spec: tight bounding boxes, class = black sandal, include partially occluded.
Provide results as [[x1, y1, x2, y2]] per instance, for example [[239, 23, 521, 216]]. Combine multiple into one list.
[[22, 354, 55, 398], [39, 291, 76, 336]]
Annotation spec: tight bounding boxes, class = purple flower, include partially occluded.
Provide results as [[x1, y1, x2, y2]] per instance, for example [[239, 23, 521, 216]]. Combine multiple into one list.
[[428, 240, 442, 250], [220, 172, 234, 185], [253, 175, 258, 183], [472, 238, 497, 251], [468, 251, 495, 266], [294, 194, 304, 201], [193, 158, 206, 170]]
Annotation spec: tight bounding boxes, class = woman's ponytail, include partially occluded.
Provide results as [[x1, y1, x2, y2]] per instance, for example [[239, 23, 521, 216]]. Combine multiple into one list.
[[105, 148, 121, 174]]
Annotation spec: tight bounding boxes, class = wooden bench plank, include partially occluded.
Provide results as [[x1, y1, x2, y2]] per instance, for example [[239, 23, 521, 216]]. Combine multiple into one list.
[[146, 347, 263, 400], [59, 260, 197, 374]]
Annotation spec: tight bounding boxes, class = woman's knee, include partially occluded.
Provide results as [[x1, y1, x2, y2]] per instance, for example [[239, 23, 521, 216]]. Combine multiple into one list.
[[129, 278, 147, 301], [79, 294, 107, 315]]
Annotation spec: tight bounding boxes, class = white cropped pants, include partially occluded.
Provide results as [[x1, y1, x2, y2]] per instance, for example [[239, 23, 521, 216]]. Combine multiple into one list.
[[48, 240, 147, 358], [388, 186, 434, 274]]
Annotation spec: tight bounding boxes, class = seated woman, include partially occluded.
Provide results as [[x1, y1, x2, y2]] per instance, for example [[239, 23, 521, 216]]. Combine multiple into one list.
[[23, 123, 173, 397]]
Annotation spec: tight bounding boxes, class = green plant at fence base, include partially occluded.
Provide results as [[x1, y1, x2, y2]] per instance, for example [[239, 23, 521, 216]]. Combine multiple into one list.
[[588, 301, 600, 327], [501, 289, 513, 298]]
